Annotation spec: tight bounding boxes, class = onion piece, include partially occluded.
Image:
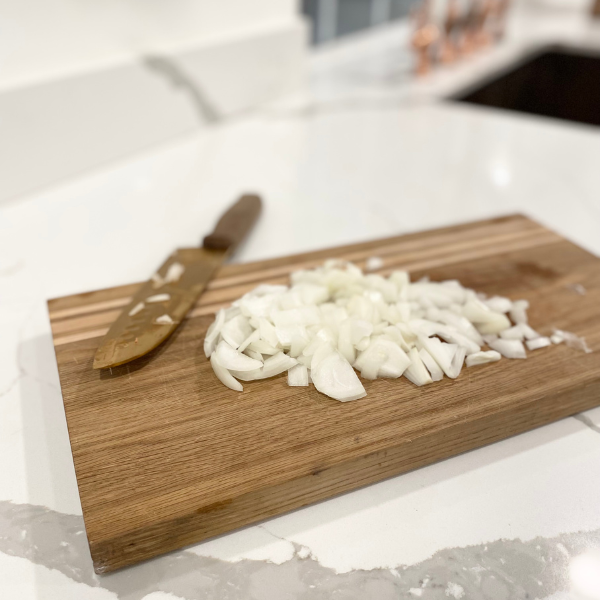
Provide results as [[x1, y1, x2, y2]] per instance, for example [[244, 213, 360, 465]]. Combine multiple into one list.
[[244, 348, 263, 362], [484, 296, 512, 313], [312, 351, 366, 402], [155, 314, 174, 325], [404, 348, 433, 386], [146, 293, 170, 303], [288, 364, 309, 386], [499, 325, 525, 340], [221, 315, 253, 349], [509, 300, 529, 324], [210, 354, 243, 392], [204, 308, 225, 357], [355, 338, 410, 379], [521, 324, 540, 340], [488, 338, 527, 359], [419, 348, 444, 381], [551, 329, 592, 353], [526, 337, 551, 351], [129, 302, 144, 317], [258, 318, 280, 348], [418, 337, 456, 378], [248, 340, 280, 355], [238, 329, 260, 353], [365, 256, 384, 271], [215, 340, 263, 371], [232, 352, 298, 381], [466, 351, 501, 367], [476, 313, 511, 334], [447, 346, 466, 379]]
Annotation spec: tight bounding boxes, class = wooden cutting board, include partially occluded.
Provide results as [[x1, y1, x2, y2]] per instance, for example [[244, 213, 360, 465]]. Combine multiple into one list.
[[48, 215, 600, 574]]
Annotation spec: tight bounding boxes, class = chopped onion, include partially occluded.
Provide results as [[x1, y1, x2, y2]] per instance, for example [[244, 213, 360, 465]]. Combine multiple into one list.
[[466, 351, 501, 367], [404, 348, 433, 386], [484, 296, 512, 313], [526, 337, 551, 351], [521, 324, 540, 340], [499, 325, 524, 340], [488, 338, 526, 359], [203, 260, 561, 401], [220, 315, 253, 349], [365, 256, 384, 271], [244, 348, 264, 362], [204, 308, 225, 357], [238, 329, 260, 353], [551, 329, 592, 353], [247, 340, 280, 355], [419, 348, 444, 381], [509, 300, 529, 324], [155, 314, 174, 325], [146, 293, 171, 303], [165, 262, 185, 283], [129, 302, 144, 317], [215, 340, 263, 371], [211, 354, 243, 392], [232, 352, 297, 381], [288, 364, 309, 386], [312, 351, 366, 401]]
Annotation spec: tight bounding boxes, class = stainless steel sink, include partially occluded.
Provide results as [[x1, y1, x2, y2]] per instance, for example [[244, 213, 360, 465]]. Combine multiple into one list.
[[450, 45, 600, 127]]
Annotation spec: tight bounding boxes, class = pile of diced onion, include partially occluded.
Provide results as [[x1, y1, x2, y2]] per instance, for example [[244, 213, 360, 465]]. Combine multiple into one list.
[[204, 260, 567, 401]]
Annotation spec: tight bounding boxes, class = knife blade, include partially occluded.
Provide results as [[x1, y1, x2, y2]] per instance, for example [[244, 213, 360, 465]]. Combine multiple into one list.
[[93, 194, 262, 369]]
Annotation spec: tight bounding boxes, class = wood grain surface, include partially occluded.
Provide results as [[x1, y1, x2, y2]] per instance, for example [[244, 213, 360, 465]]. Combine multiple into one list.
[[48, 215, 600, 574]]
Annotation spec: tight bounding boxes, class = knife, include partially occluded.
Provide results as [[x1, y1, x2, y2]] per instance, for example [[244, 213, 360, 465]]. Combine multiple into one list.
[[93, 194, 262, 369]]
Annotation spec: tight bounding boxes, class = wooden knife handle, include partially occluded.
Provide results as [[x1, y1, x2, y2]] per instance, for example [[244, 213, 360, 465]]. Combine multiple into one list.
[[203, 194, 262, 251]]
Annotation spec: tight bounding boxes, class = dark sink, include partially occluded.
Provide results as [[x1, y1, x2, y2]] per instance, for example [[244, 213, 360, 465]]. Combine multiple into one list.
[[450, 46, 600, 127]]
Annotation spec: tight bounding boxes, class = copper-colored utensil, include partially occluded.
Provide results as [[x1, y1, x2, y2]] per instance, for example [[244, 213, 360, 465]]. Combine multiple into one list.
[[411, 0, 440, 76], [441, 0, 460, 63], [93, 194, 262, 369]]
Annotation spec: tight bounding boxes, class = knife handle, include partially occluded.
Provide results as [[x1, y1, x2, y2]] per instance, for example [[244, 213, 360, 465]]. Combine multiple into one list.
[[203, 194, 262, 251]]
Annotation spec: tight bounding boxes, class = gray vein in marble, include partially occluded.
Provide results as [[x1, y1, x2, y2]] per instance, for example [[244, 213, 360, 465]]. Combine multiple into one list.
[[143, 55, 221, 124], [573, 413, 600, 435], [1, 500, 598, 600]]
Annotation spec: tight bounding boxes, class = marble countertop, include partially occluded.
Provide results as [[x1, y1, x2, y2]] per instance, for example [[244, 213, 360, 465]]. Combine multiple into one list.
[[2, 5, 600, 600]]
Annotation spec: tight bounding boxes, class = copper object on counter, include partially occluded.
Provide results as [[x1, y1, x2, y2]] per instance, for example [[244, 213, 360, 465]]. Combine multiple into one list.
[[441, 0, 460, 63], [411, 0, 440, 76]]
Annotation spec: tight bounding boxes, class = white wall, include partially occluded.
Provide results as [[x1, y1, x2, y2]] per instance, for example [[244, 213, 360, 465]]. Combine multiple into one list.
[[0, 0, 299, 90]]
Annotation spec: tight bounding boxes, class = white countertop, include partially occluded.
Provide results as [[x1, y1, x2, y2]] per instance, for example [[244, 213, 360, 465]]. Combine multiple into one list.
[[2, 5, 600, 599]]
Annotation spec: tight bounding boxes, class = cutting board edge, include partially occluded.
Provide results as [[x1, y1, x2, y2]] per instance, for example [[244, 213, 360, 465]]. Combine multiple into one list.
[[88, 376, 600, 574]]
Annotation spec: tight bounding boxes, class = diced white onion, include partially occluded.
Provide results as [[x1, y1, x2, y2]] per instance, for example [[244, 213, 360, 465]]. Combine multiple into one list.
[[419, 348, 444, 381], [466, 351, 501, 367], [365, 256, 384, 271], [129, 302, 144, 317], [203, 260, 560, 400], [404, 348, 433, 386], [221, 315, 253, 349], [154, 314, 174, 325], [509, 300, 529, 324], [146, 293, 171, 303], [526, 337, 551, 351], [288, 364, 309, 386], [488, 338, 527, 359], [312, 351, 366, 401], [210, 354, 243, 392], [551, 329, 592, 353], [204, 308, 225, 357], [215, 340, 263, 371], [165, 262, 185, 283]]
